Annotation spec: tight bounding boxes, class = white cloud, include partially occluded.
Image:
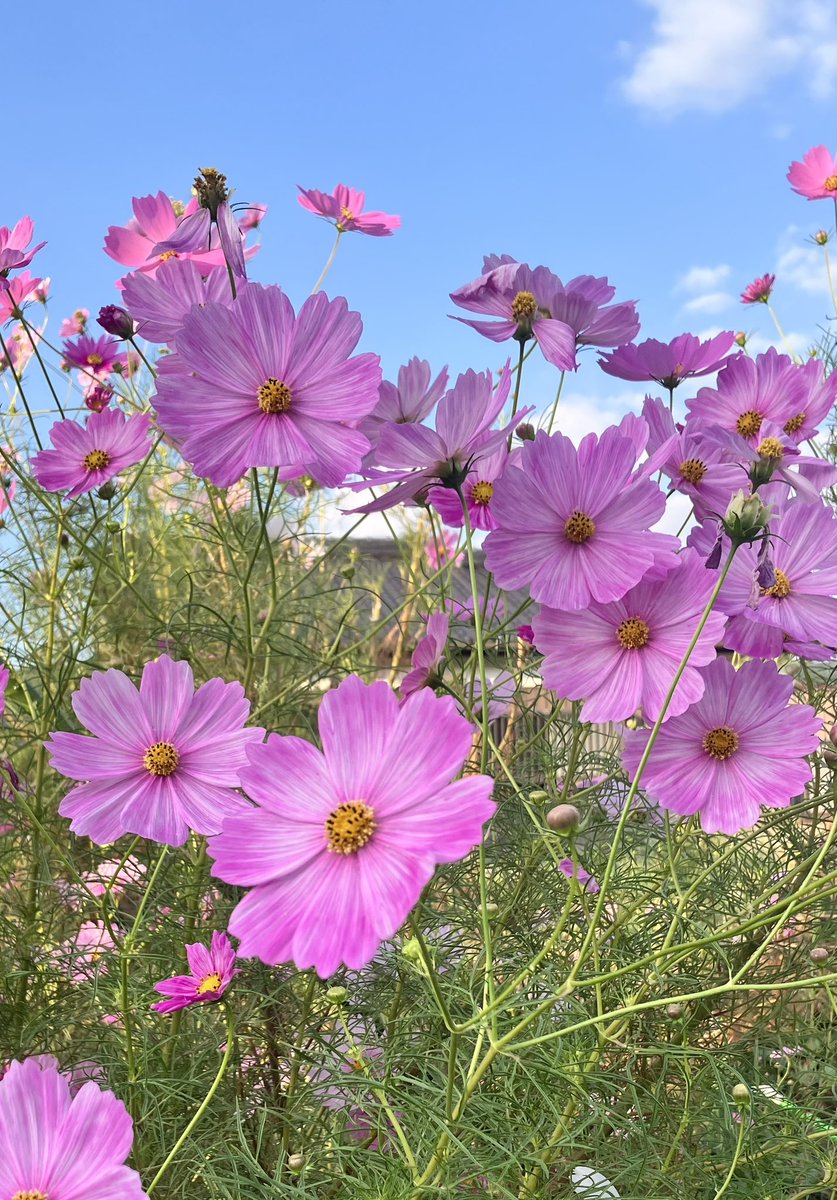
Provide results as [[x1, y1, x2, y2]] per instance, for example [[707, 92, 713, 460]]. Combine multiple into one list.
[[675, 264, 731, 292], [533, 391, 646, 442], [775, 226, 832, 297], [682, 290, 736, 315], [622, 0, 837, 116], [743, 329, 812, 357]]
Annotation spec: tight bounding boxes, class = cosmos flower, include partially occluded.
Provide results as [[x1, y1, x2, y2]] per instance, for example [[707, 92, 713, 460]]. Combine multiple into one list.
[[61, 333, 126, 379], [297, 183, 400, 236], [740, 273, 775, 304], [775, 354, 837, 441], [105, 189, 234, 278], [0, 1057, 146, 1200], [153, 168, 247, 280], [429, 441, 509, 531], [152, 930, 239, 1014], [641, 395, 745, 519], [59, 308, 89, 337], [55, 921, 117, 983], [0, 216, 46, 274], [46, 654, 264, 846], [0, 271, 44, 323], [599, 331, 737, 389], [0, 322, 37, 375], [424, 529, 462, 570], [120, 257, 234, 344], [401, 611, 449, 699], [153, 282, 381, 488], [208, 675, 495, 977], [81, 856, 146, 899], [687, 348, 807, 445], [359, 357, 448, 461], [31, 409, 152, 499], [532, 550, 726, 724], [238, 202, 268, 231], [96, 304, 135, 339], [84, 383, 114, 413], [622, 657, 820, 835], [483, 426, 679, 610], [558, 859, 600, 894], [706, 419, 837, 503], [787, 145, 837, 200]]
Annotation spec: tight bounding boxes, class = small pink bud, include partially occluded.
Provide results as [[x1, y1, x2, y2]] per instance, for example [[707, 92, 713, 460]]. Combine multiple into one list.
[[515, 422, 536, 441], [810, 946, 829, 962], [734, 331, 747, 347], [815, 229, 830, 245]]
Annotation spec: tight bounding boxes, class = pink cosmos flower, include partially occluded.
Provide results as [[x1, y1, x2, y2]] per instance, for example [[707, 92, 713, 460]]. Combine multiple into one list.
[[208, 675, 496, 977], [774, 355, 837, 441], [153, 282, 381, 488], [31, 409, 152, 498], [401, 611, 448, 699], [429, 441, 509, 531], [153, 169, 247, 280], [81, 856, 146, 898], [557, 858, 599, 894], [0, 323, 36, 374], [599, 331, 738, 389], [484, 426, 679, 610], [55, 921, 117, 982], [61, 333, 126, 379], [622, 657, 821, 835], [59, 308, 89, 337], [0, 271, 43, 323], [84, 383, 114, 413], [0, 1058, 145, 1200], [34, 277, 50, 302], [642, 395, 745, 520], [532, 551, 726, 724], [238, 202, 268, 231], [105, 190, 232, 278], [687, 348, 807, 446], [0, 216, 46, 274], [706, 419, 837, 503], [120, 257, 234, 344], [359, 358, 448, 460], [152, 930, 239, 1014], [787, 145, 837, 200], [424, 529, 462, 570], [740, 273, 775, 304], [46, 654, 265, 846], [297, 183, 400, 236]]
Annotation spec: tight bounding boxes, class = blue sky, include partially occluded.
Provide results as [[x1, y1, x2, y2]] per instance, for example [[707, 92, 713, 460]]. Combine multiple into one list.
[[11, 0, 837, 443]]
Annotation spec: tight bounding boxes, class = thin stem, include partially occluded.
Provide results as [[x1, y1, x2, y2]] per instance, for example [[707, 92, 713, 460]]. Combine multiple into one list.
[[713, 1112, 748, 1199], [544, 370, 567, 435], [311, 229, 343, 294], [18, 317, 65, 416], [766, 302, 800, 362]]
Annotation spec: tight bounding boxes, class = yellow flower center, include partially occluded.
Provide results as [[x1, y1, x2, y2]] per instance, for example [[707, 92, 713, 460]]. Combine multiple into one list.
[[617, 616, 650, 650], [159, 250, 179, 262], [783, 412, 806, 435], [825, 175, 837, 191], [325, 800, 376, 855], [196, 972, 223, 995], [257, 377, 292, 414], [757, 436, 784, 459], [511, 290, 538, 322], [679, 457, 707, 485], [340, 206, 354, 222], [143, 741, 180, 777], [471, 480, 494, 505], [87, 353, 104, 366], [563, 510, 596, 544], [702, 726, 740, 760], [12, 1191, 49, 1200], [762, 567, 791, 599], [83, 449, 111, 472], [736, 410, 763, 438]]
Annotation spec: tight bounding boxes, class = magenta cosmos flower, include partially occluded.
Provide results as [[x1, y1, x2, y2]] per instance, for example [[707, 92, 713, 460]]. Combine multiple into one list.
[[0, 216, 45, 275], [359, 357, 448, 461], [484, 426, 678, 610], [208, 676, 495, 977], [401, 611, 449, 699], [429, 441, 510, 531], [599, 331, 738, 389], [120, 257, 233, 344], [687, 348, 807, 445], [0, 1058, 146, 1200], [31, 409, 152, 499], [740, 273, 775, 304], [642, 396, 745, 520], [62, 333, 126, 379], [152, 930, 239, 1014], [787, 145, 837, 200], [46, 654, 264, 846], [297, 183, 400, 236], [623, 657, 820, 835], [532, 550, 726, 724], [153, 282, 381, 488], [153, 168, 246, 280], [105, 190, 231, 278]]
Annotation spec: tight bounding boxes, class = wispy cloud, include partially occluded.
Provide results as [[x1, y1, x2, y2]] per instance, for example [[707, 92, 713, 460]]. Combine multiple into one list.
[[674, 263, 734, 314], [682, 291, 736, 315]]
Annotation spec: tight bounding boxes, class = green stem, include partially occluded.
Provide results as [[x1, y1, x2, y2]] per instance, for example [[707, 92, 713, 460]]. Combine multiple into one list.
[[311, 229, 343, 294], [544, 370, 566, 435], [713, 1110, 748, 1199]]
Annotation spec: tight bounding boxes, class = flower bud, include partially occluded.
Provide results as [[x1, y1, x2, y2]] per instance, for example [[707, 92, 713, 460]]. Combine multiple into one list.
[[515, 422, 536, 441], [288, 1153, 305, 1172], [721, 490, 771, 548], [822, 748, 837, 767], [731, 1083, 750, 1105], [665, 1003, 684, 1019], [97, 305, 135, 340], [85, 384, 113, 413], [810, 946, 829, 963], [485, 901, 500, 918], [528, 790, 549, 806], [105, 520, 121, 533], [98, 484, 117, 502], [829, 724, 837, 747], [517, 624, 535, 645], [547, 803, 580, 833], [325, 985, 347, 1004], [815, 229, 830, 245], [734, 331, 747, 347]]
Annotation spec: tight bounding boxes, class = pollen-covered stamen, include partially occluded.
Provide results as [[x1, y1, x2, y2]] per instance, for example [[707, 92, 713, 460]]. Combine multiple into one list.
[[757, 436, 784, 459], [194, 167, 229, 216], [325, 800, 376, 854], [511, 290, 538, 323], [340, 206, 354, 222], [736, 410, 763, 438], [258, 378, 292, 414], [826, 175, 837, 191], [196, 972, 223, 995], [471, 480, 494, 505], [564, 510, 596, 544], [703, 726, 740, 760], [617, 616, 650, 649], [87, 353, 104, 366], [83, 449, 111, 472], [159, 249, 179, 262], [143, 741, 180, 777], [12, 1190, 49, 1200], [679, 457, 707, 485], [762, 567, 791, 599], [783, 412, 806, 435]]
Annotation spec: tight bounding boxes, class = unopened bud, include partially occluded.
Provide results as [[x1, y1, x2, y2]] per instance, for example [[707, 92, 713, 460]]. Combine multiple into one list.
[[815, 229, 830, 245], [829, 724, 837, 747], [810, 946, 829, 963], [485, 901, 500, 918], [822, 748, 837, 767], [734, 331, 748, 347], [325, 985, 347, 1004], [528, 790, 549, 806], [288, 1153, 305, 1172], [85, 384, 113, 413], [665, 1003, 684, 1019], [547, 803, 580, 833], [105, 520, 121, 534], [722, 489, 771, 547], [98, 483, 117, 501], [97, 304, 135, 340], [70, 556, 85, 570], [731, 1083, 750, 1105], [515, 422, 536, 442]]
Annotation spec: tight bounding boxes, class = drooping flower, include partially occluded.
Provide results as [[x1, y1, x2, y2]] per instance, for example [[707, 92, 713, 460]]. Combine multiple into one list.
[[59, 308, 89, 337], [153, 282, 381, 488], [31, 409, 153, 498], [641, 395, 745, 519], [0, 271, 44, 323], [297, 183, 400, 236], [105, 190, 233, 278], [484, 426, 679, 610], [208, 676, 496, 977], [599, 331, 737, 389], [61, 333, 126, 379], [84, 383, 114, 413], [120, 257, 234, 344], [0, 216, 46, 274], [401, 611, 449, 699], [46, 654, 264, 846], [622, 657, 820, 835], [152, 168, 247, 280], [358, 357, 448, 460], [533, 550, 726, 724], [787, 145, 837, 200], [740, 273, 775, 304], [687, 348, 807, 445], [0, 1057, 146, 1200], [0, 322, 37, 375], [152, 930, 239, 1014], [429, 441, 509, 531]]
